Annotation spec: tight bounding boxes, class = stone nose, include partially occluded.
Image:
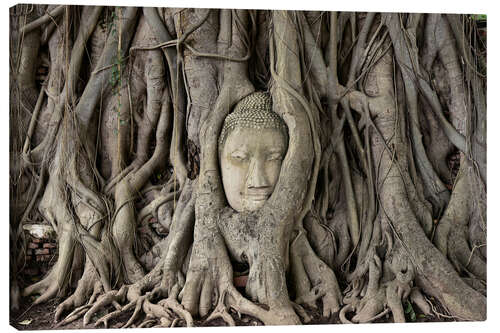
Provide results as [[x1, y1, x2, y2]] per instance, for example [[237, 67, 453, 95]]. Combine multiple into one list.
[[246, 157, 270, 189]]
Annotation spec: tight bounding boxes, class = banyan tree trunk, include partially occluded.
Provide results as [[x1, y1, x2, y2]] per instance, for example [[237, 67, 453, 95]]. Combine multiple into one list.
[[10, 5, 486, 327]]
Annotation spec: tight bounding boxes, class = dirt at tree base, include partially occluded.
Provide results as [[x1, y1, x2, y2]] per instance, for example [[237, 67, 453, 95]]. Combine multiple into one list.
[[10, 288, 453, 329]]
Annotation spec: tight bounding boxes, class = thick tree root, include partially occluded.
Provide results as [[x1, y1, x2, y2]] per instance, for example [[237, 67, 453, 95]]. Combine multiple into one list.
[[55, 304, 93, 328], [82, 288, 126, 326], [84, 286, 195, 328], [23, 199, 80, 306], [225, 284, 301, 325], [290, 230, 342, 317], [70, 258, 184, 327], [22, 269, 60, 305], [291, 303, 312, 323], [434, 161, 486, 285], [340, 252, 419, 324], [205, 290, 235, 326], [341, 284, 405, 324], [81, 259, 306, 327], [54, 264, 103, 324]]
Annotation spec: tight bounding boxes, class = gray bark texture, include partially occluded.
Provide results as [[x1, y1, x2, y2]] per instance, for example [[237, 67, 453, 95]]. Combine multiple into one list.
[[10, 5, 486, 327]]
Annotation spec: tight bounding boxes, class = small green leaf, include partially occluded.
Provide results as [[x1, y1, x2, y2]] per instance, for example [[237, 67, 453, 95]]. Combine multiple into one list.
[[404, 301, 412, 314], [18, 319, 32, 325], [404, 301, 417, 321]]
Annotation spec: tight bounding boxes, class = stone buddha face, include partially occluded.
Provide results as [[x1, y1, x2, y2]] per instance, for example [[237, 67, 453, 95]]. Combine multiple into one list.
[[219, 92, 288, 212]]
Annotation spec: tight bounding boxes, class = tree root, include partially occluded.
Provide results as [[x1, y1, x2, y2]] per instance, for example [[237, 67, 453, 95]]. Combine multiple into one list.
[[225, 284, 300, 325], [22, 269, 60, 305], [68, 258, 187, 328], [54, 263, 103, 323], [290, 229, 342, 317], [23, 222, 82, 305], [87, 288, 195, 328], [95, 294, 141, 328], [181, 232, 301, 325], [340, 252, 419, 324], [409, 287, 432, 315], [291, 302, 312, 323], [205, 290, 235, 326], [342, 283, 406, 324], [158, 298, 194, 327], [434, 162, 486, 284], [82, 287, 127, 326], [137, 190, 179, 226]]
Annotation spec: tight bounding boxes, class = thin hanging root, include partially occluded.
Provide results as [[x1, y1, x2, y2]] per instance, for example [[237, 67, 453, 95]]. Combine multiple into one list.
[[426, 296, 457, 320], [158, 298, 194, 327], [205, 291, 235, 326], [103, 164, 135, 194], [20, 5, 65, 34]]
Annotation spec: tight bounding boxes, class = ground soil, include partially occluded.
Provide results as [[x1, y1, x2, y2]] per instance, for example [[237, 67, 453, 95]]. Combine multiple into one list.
[[11, 278, 452, 330]]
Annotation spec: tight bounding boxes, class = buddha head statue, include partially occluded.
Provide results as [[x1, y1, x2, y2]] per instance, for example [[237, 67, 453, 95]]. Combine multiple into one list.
[[219, 92, 289, 212]]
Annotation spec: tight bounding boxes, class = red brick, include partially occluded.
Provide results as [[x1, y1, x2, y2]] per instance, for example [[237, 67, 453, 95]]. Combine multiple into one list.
[[43, 243, 57, 249], [25, 256, 32, 261], [28, 242, 39, 249], [35, 248, 50, 255], [36, 255, 43, 261], [32, 238, 41, 243]]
